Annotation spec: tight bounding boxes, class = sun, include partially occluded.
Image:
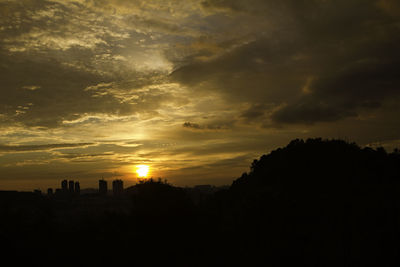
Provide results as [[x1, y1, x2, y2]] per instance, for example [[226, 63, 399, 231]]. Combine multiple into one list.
[[136, 165, 149, 178]]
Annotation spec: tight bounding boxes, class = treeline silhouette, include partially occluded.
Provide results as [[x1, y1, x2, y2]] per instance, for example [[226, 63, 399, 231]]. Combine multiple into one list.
[[1, 138, 400, 266]]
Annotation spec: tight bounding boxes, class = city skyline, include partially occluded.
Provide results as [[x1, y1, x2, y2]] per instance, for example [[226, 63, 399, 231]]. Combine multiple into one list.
[[29, 177, 223, 195]]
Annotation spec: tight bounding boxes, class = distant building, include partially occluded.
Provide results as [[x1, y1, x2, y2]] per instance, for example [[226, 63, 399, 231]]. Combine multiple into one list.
[[68, 180, 75, 194], [47, 188, 53, 196], [99, 179, 108, 195], [112, 179, 124, 196], [79, 188, 98, 195], [194, 185, 214, 194], [188, 185, 216, 205], [33, 189, 41, 195], [74, 182, 80, 195], [61, 180, 68, 192]]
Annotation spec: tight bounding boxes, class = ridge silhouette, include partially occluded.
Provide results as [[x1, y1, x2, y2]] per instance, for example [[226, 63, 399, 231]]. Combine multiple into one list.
[[1, 138, 400, 266], [209, 138, 400, 266]]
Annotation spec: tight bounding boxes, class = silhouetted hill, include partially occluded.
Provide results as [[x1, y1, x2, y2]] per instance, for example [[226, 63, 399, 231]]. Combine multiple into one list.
[[211, 138, 400, 266], [233, 138, 400, 190], [126, 178, 194, 227]]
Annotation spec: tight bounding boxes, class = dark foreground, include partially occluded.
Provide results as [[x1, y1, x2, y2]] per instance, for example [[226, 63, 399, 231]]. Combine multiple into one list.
[[1, 138, 400, 266]]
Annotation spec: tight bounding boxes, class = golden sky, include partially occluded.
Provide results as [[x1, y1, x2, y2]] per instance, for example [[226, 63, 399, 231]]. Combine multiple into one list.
[[0, 0, 400, 191]]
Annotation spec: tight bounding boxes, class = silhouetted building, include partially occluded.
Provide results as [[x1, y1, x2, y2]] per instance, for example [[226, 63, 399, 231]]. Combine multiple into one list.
[[33, 189, 41, 195], [47, 188, 53, 196], [79, 188, 98, 195], [194, 185, 214, 193], [187, 185, 216, 204], [69, 180, 75, 194], [74, 182, 80, 195], [61, 179, 68, 192], [99, 179, 108, 195], [112, 179, 124, 196]]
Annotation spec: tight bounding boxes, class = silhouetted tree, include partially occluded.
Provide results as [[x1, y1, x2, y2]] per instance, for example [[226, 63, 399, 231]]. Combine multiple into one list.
[[225, 138, 400, 266]]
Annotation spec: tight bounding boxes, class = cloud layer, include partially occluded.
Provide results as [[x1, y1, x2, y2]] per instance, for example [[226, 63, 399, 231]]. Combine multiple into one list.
[[0, 0, 399, 190]]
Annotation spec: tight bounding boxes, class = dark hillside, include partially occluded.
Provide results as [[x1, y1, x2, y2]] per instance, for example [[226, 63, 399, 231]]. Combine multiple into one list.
[[216, 138, 400, 266], [233, 138, 400, 189]]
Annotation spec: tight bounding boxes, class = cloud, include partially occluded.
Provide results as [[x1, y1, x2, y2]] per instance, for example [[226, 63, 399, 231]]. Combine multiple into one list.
[[271, 102, 358, 125], [0, 0, 206, 129], [377, 0, 400, 17], [0, 53, 128, 127], [1, 0, 400, 189], [0, 142, 94, 152], [182, 121, 229, 131], [55, 152, 115, 160], [172, 0, 400, 125], [183, 122, 202, 129], [240, 104, 269, 122]]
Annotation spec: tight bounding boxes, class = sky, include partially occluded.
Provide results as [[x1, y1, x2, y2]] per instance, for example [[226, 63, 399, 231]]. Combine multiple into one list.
[[0, 0, 400, 191]]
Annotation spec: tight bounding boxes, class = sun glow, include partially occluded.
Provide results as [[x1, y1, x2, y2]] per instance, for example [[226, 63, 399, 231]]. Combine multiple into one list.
[[136, 165, 149, 178]]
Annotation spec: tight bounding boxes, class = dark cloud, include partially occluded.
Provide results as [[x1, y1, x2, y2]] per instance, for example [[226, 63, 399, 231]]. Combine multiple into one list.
[[183, 122, 202, 129], [240, 104, 267, 122], [0, 53, 122, 127], [173, 0, 400, 125], [270, 57, 398, 124], [54, 142, 144, 156], [271, 102, 357, 125], [171, 36, 305, 103], [0, 51, 178, 127], [182, 121, 231, 131], [56, 152, 115, 159], [0, 143, 94, 152]]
